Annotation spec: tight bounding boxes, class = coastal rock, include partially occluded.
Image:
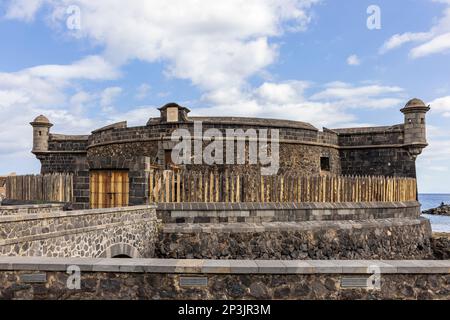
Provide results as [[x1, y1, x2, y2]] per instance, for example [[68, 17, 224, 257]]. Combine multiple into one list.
[[422, 203, 450, 216]]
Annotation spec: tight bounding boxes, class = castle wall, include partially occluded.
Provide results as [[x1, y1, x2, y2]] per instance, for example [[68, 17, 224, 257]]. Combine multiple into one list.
[[30, 103, 428, 209], [34, 137, 88, 209], [86, 119, 340, 176], [334, 125, 416, 178], [339, 148, 416, 177]]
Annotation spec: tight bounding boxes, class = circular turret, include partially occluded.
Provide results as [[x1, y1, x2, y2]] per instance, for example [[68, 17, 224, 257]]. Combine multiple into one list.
[[31, 115, 51, 125], [401, 98, 430, 114], [400, 98, 430, 158], [30, 115, 53, 153]]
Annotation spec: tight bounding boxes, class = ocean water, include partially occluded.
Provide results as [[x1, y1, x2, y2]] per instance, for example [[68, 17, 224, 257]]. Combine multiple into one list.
[[419, 194, 450, 233]]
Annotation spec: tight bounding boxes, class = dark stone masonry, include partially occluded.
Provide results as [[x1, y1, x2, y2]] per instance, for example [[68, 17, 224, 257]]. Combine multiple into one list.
[[0, 258, 449, 300], [29, 99, 430, 209], [156, 201, 433, 260], [158, 219, 432, 260]]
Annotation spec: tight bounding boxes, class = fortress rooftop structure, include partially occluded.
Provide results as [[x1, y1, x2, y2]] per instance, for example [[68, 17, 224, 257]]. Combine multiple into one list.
[[31, 98, 430, 209]]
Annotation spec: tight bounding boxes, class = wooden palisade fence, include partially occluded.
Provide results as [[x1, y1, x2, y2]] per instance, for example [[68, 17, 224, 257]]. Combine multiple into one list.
[[5, 173, 73, 203], [149, 170, 417, 203]]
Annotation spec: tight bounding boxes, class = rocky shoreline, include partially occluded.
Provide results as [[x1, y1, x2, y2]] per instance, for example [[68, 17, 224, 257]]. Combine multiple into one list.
[[422, 203, 450, 216]]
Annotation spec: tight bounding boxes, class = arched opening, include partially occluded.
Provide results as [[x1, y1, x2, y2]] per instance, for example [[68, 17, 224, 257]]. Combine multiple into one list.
[[112, 254, 132, 258], [99, 243, 141, 259]]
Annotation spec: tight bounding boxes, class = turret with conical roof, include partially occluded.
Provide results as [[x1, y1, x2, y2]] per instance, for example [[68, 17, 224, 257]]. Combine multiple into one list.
[[401, 98, 430, 158], [30, 115, 53, 153]]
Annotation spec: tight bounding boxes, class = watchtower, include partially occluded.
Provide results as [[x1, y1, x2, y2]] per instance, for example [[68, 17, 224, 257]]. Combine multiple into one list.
[[30, 115, 53, 154], [401, 98, 430, 158]]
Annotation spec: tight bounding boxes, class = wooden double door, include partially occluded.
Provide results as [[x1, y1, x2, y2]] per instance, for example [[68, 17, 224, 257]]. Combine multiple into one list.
[[89, 170, 129, 209]]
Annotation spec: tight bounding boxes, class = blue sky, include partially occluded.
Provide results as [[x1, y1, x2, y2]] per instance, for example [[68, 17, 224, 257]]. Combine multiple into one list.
[[0, 0, 449, 193]]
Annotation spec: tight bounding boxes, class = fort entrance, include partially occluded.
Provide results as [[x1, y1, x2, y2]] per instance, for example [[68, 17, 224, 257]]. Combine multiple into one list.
[[89, 170, 129, 209]]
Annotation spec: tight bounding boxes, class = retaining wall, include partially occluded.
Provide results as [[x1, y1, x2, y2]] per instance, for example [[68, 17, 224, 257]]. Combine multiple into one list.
[[0, 257, 448, 300], [157, 201, 432, 260], [158, 218, 432, 260]]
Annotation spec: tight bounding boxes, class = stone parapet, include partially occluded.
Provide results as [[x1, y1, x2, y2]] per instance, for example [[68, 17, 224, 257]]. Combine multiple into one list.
[[157, 201, 421, 223]]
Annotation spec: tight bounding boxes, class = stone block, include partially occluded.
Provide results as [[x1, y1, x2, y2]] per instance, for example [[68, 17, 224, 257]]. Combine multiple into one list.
[[175, 259, 204, 273], [282, 261, 315, 274], [255, 260, 287, 274], [201, 260, 231, 274], [230, 260, 258, 274]]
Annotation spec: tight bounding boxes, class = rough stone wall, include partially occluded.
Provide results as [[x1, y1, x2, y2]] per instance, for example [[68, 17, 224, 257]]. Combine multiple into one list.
[[336, 126, 417, 178], [158, 218, 432, 260], [87, 138, 339, 176], [48, 136, 89, 152], [336, 126, 404, 146], [37, 153, 81, 174], [0, 206, 160, 258], [339, 148, 416, 178], [0, 271, 448, 300]]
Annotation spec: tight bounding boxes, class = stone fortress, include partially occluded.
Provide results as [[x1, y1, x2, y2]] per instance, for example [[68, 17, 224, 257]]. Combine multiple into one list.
[[9, 97, 432, 261], [1, 98, 449, 300], [30, 98, 430, 210]]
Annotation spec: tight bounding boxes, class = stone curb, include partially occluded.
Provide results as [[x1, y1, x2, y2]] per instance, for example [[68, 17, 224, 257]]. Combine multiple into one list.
[[0, 257, 448, 274], [162, 218, 427, 234]]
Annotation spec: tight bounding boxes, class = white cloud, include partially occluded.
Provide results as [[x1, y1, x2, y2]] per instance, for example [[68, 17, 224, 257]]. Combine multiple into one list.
[[4, 0, 44, 22], [191, 80, 407, 129], [380, 3, 450, 58], [100, 87, 122, 112], [26, 55, 120, 82], [346, 54, 361, 66], [135, 83, 151, 100], [429, 95, 450, 116], [310, 82, 404, 104], [410, 32, 450, 58], [379, 32, 432, 54], [0, 56, 123, 174], [255, 81, 309, 104], [4, 0, 318, 95], [107, 105, 160, 127]]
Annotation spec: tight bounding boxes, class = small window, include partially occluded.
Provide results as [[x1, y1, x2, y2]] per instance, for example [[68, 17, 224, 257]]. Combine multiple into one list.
[[421, 118, 425, 124], [38, 131, 42, 136], [320, 157, 330, 171]]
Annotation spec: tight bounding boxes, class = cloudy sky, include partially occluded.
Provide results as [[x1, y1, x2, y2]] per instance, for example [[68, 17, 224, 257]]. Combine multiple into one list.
[[0, 0, 449, 193]]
